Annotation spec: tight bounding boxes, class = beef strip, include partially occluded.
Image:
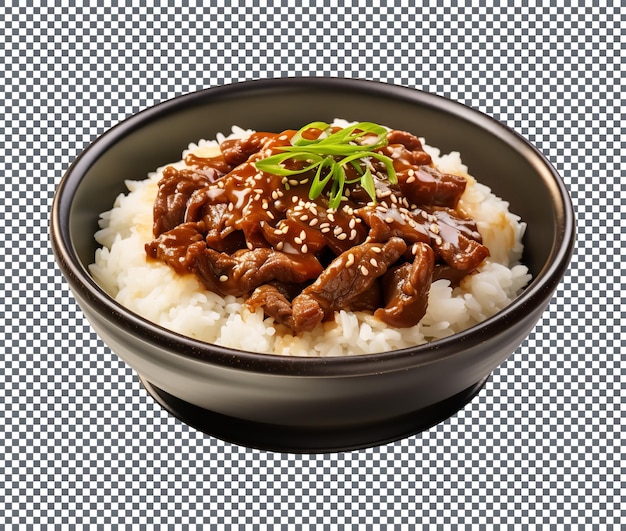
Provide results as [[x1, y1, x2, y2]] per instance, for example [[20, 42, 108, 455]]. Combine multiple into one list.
[[220, 132, 277, 167], [192, 246, 323, 298], [381, 130, 465, 208], [291, 237, 407, 332], [374, 242, 435, 327], [426, 207, 489, 270], [385, 130, 433, 166], [152, 166, 218, 236], [397, 165, 467, 209], [355, 203, 431, 245], [146, 221, 207, 274], [247, 284, 295, 330]]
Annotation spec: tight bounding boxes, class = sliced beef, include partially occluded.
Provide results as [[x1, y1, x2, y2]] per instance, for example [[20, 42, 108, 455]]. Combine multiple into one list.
[[432, 231, 490, 271], [247, 284, 295, 329], [146, 221, 207, 274], [193, 247, 323, 297], [220, 132, 277, 167], [426, 207, 490, 270], [374, 242, 435, 328], [432, 264, 473, 286], [385, 129, 433, 166], [355, 204, 431, 245], [291, 237, 407, 332], [398, 165, 467, 209], [152, 167, 217, 236]]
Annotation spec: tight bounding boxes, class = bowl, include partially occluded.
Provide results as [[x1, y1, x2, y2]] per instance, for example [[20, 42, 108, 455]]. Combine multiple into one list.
[[50, 77, 575, 452]]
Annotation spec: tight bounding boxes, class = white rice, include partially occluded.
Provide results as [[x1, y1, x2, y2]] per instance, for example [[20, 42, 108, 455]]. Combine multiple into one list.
[[89, 122, 531, 357]]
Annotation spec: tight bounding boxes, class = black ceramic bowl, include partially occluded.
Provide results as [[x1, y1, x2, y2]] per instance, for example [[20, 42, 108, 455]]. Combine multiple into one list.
[[51, 77, 574, 452]]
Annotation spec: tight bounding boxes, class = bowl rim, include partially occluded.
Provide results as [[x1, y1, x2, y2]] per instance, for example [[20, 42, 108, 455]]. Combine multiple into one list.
[[50, 76, 575, 377]]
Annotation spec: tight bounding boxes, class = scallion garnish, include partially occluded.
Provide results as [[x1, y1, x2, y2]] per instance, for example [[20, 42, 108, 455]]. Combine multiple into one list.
[[255, 121, 397, 210]]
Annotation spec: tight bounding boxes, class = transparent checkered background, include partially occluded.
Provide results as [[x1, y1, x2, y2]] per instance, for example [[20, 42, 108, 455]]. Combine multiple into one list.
[[2, 1, 623, 527]]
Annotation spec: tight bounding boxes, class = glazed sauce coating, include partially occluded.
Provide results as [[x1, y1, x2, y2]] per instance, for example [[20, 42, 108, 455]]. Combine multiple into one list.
[[146, 126, 489, 332]]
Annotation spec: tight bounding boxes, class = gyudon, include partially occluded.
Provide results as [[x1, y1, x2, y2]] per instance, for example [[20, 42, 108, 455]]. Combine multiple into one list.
[[90, 120, 530, 356]]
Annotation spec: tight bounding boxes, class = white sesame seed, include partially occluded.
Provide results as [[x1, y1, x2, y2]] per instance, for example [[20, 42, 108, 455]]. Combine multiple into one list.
[[349, 218, 356, 229], [337, 233, 347, 240], [370, 258, 378, 267], [385, 217, 394, 224], [294, 236, 303, 244], [301, 244, 308, 253], [360, 265, 369, 276], [267, 211, 275, 220], [321, 227, 331, 233], [219, 275, 228, 282], [299, 230, 306, 239], [327, 213, 335, 222], [345, 253, 355, 267], [371, 247, 382, 253], [406, 175, 416, 184], [288, 179, 299, 186], [309, 218, 318, 226], [349, 229, 357, 240], [271, 191, 279, 200], [300, 215, 308, 222], [430, 223, 440, 234], [276, 241, 284, 250]]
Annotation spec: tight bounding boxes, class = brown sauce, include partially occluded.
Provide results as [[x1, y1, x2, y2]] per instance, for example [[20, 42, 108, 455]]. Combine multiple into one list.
[[145, 126, 489, 333]]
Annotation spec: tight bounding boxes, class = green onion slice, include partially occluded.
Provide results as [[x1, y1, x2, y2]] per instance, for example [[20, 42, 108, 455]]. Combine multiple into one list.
[[255, 121, 397, 208]]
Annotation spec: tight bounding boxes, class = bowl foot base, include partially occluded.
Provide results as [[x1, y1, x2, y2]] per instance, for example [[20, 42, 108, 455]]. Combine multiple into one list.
[[139, 376, 488, 453]]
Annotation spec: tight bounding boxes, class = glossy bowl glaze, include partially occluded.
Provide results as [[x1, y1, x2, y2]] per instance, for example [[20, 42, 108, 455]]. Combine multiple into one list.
[[50, 77, 575, 452]]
